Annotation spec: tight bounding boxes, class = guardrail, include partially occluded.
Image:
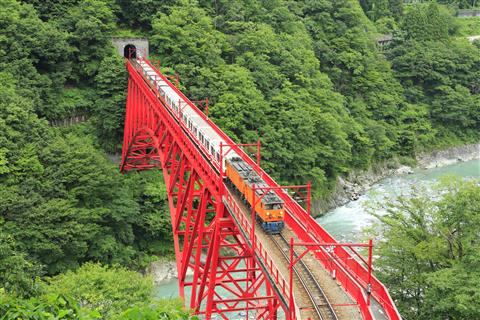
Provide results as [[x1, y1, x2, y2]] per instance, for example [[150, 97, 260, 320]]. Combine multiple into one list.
[[224, 188, 298, 318], [223, 189, 301, 319], [133, 56, 401, 320], [283, 200, 400, 319]]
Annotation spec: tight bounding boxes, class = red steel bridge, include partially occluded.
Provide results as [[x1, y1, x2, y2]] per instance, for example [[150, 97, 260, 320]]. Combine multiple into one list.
[[120, 53, 402, 320]]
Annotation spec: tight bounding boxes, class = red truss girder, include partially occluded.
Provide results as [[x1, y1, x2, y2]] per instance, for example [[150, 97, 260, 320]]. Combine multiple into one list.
[[120, 61, 283, 319]]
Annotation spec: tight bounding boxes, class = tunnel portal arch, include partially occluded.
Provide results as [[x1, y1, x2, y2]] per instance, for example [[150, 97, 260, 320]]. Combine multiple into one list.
[[124, 44, 136, 58]]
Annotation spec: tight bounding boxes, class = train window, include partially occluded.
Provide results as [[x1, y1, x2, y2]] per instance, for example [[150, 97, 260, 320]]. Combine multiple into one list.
[[211, 146, 215, 154], [205, 140, 210, 150], [216, 152, 220, 161]]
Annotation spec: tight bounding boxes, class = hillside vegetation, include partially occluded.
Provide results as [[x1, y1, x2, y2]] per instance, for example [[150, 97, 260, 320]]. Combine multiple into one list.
[[0, 0, 478, 318]]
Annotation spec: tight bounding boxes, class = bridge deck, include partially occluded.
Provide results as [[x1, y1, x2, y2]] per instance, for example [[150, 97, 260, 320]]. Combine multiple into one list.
[[226, 184, 362, 320], [124, 56, 401, 319]]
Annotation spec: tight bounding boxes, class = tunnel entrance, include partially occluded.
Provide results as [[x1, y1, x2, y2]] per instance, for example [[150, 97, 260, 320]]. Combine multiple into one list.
[[124, 44, 136, 59]]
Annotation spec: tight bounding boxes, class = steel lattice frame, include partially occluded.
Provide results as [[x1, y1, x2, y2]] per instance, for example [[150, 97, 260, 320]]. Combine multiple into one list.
[[120, 56, 403, 320], [120, 61, 283, 319]]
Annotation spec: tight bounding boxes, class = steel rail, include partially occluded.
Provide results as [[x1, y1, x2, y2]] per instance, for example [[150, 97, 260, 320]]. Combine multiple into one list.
[[271, 234, 339, 320]]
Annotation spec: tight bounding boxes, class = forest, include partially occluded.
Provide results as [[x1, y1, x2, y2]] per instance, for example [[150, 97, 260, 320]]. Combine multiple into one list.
[[0, 0, 479, 318]]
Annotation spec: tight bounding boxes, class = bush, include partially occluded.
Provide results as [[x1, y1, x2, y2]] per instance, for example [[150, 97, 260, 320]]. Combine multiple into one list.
[[41, 263, 153, 318]]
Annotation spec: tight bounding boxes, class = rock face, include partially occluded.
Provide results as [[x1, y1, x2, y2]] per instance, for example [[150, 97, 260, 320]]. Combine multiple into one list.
[[417, 143, 480, 169], [394, 165, 414, 175], [312, 164, 396, 214], [146, 260, 194, 284]]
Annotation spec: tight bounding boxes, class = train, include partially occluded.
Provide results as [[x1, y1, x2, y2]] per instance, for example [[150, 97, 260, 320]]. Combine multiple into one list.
[[137, 59, 285, 234], [226, 157, 285, 233]]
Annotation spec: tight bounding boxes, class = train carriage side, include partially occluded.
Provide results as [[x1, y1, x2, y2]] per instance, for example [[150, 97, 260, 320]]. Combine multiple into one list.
[[226, 158, 249, 200], [243, 178, 285, 234], [226, 158, 285, 234]]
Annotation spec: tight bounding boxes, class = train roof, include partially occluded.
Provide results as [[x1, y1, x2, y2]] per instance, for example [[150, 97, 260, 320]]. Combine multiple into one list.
[[228, 158, 283, 205]]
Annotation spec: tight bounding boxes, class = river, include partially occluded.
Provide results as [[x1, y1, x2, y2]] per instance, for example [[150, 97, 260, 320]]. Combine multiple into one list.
[[154, 159, 480, 303], [317, 159, 479, 242]]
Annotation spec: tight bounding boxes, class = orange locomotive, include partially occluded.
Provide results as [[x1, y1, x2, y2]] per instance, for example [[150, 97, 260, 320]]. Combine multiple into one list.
[[225, 157, 285, 234]]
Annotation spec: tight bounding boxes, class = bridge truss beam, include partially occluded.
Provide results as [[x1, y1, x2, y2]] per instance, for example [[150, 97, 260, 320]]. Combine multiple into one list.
[[120, 61, 284, 319]]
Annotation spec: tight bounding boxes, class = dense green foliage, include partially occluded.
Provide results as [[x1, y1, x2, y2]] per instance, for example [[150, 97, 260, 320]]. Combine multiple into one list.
[[145, 0, 478, 194], [41, 263, 154, 318], [0, 264, 194, 319], [0, 0, 479, 317], [0, 67, 172, 283], [456, 16, 480, 35], [0, 293, 101, 319], [388, 3, 480, 147], [0, 6, 178, 316], [368, 178, 480, 319]]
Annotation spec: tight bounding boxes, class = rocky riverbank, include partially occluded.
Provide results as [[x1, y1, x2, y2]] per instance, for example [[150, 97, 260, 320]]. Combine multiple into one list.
[[145, 259, 193, 284], [313, 143, 479, 215], [416, 143, 480, 169]]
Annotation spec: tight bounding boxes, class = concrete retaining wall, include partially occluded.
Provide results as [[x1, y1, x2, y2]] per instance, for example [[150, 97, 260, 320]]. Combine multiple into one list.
[[112, 38, 149, 58]]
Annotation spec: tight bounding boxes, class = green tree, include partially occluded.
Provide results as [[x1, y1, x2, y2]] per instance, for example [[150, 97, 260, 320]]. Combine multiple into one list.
[[368, 178, 480, 319], [0, 72, 171, 273], [57, 0, 116, 81], [388, 35, 480, 138], [20, 0, 81, 20], [93, 52, 128, 151], [116, 0, 178, 30], [0, 0, 71, 117], [116, 300, 196, 320], [150, 2, 228, 90], [299, 0, 413, 165], [42, 263, 154, 318], [0, 231, 41, 297], [209, 64, 269, 142], [0, 292, 101, 319], [360, 0, 404, 21], [401, 3, 458, 41]]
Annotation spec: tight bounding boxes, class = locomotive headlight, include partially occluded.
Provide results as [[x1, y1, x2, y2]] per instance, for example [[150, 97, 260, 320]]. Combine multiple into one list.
[[267, 212, 271, 216]]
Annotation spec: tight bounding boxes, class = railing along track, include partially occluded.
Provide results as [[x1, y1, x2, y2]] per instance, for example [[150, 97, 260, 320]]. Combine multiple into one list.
[[271, 233, 339, 320]]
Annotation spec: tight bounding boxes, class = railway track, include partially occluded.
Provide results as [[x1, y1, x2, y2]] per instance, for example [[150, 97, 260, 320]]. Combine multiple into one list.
[[271, 233, 338, 320]]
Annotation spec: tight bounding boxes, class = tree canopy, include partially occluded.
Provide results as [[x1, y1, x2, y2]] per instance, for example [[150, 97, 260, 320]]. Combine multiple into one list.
[[368, 178, 480, 319], [1, 0, 479, 317]]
